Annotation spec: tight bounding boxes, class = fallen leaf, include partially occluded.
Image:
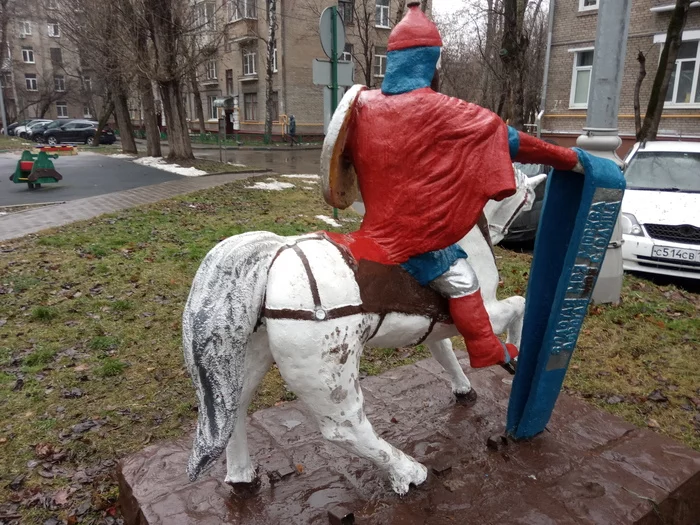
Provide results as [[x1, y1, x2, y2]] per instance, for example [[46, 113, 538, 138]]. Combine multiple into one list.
[[295, 464, 304, 474], [606, 395, 624, 405], [35, 442, 56, 458], [647, 418, 660, 429], [648, 390, 668, 403], [53, 488, 70, 506], [74, 364, 90, 372]]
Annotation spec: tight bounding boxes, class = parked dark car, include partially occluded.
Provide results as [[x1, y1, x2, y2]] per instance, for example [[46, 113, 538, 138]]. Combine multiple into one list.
[[43, 120, 116, 145], [33, 119, 79, 142]]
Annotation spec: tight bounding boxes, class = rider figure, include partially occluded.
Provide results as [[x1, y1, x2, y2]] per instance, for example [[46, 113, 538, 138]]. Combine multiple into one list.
[[342, 3, 583, 370]]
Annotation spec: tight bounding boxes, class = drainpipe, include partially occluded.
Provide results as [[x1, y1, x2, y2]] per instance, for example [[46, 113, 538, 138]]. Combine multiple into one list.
[[536, 0, 555, 139]]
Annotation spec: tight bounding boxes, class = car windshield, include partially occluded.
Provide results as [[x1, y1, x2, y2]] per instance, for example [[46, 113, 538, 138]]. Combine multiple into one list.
[[625, 151, 700, 193]]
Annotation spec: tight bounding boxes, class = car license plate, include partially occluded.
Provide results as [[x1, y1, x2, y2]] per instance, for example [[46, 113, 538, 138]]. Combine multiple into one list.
[[651, 245, 700, 262]]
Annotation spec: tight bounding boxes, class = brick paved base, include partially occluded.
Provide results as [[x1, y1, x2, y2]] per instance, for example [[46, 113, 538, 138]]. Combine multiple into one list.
[[118, 352, 700, 524], [0, 172, 264, 242]]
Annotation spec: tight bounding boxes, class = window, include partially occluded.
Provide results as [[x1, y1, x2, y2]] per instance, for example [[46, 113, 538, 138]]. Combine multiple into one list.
[[197, 2, 216, 31], [229, 0, 256, 21], [270, 91, 279, 121], [569, 49, 594, 108], [339, 0, 353, 24], [54, 75, 65, 91], [50, 47, 62, 65], [226, 69, 233, 95], [83, 76, 92, 91], [25, 73, 37, 91], [19, 21, 32, 36], [56, 102, 68, 117], [374, 46, 387, 77], [579, 0, 598, 11], [83, 106, 92, 118], [22, 47, 34, 63], [208, 95, 218, 120], [341, 43, 353, 62], [206, 60, 217, 80], [244, 92, 257, 121], [664, 41, 700, 105], [48, 21, 60, 37], [375, 0, 389, 28], [243, 49, 256, 76]]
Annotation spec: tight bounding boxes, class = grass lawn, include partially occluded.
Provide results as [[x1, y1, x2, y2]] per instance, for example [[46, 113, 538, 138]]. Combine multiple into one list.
[[0, 179, 698, 523], [0, 135, 33, 151]]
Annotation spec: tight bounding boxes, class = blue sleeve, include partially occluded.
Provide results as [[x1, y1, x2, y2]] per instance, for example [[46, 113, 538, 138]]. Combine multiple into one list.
[[507, 126, 520, 160]]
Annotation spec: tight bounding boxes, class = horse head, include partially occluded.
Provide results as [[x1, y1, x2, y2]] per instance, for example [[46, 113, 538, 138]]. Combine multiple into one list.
[[483, 165, 548, 245]]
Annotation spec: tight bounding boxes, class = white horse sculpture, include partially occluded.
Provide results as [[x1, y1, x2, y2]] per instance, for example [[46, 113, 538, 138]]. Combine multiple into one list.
[[183, 168, 546, 495]]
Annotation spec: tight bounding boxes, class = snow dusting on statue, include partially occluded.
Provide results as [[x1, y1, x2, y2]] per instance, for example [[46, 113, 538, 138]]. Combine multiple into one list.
[[183, 2, 589, 495]]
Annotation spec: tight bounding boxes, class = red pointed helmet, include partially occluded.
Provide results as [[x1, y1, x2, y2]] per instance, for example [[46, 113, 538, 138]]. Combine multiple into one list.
[[387, 2, 443, 52]]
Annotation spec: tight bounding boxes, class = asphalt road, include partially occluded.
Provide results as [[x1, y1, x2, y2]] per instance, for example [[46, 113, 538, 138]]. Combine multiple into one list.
[[0, 152, 181, 207]]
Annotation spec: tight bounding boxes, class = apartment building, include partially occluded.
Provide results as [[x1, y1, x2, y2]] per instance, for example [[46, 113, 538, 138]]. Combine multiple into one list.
[[542, 0, 700, 153], [1, 0, 96, 123], [186, 0, 421, 137]]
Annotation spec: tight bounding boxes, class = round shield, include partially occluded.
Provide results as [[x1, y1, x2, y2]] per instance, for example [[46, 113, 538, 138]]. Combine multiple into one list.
[[320, 84, 366, 209]]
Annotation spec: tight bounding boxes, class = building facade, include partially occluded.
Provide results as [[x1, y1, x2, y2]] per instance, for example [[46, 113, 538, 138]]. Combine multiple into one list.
[[542, 0, 700, 153], [185, 0, 423, 138], [1, 0, 96, 123]]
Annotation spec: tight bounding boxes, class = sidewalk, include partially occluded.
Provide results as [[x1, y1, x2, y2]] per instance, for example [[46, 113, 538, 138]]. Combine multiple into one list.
[[134, 138, 322, 151], [0, 171, 263, 242]]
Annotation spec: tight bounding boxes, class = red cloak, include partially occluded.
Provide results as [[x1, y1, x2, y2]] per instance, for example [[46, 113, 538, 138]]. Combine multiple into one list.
[[331, 87, 516, 265]]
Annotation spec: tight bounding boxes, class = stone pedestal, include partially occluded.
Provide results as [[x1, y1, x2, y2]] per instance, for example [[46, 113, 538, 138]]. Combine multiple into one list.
[[118, 353, 700, 524]]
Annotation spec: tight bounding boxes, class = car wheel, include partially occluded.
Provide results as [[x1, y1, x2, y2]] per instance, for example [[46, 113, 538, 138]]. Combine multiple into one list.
[[85, 136, 94, 146], [47, 136, 58, 146]]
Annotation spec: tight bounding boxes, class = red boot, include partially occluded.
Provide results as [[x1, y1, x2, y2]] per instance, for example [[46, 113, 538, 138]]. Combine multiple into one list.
[[448, 291, 518, 368]]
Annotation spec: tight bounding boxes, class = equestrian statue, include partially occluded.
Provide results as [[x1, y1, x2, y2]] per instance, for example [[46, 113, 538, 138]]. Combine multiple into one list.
[[182, 3, 623, 495]]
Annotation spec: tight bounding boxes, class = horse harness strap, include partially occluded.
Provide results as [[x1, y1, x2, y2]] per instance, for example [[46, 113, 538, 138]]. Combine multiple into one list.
[[262, 235, 364, 323], [261, 234, 450, 345]]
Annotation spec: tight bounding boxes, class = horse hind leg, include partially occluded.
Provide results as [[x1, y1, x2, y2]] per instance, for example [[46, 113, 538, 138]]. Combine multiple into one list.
[[267, 317, 428, 495], [224, 330, 274, 485]]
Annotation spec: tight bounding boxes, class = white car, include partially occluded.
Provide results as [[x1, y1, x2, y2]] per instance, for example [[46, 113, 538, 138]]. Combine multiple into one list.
[[14, 119, 52, 138], [621, 141, 700, 280]]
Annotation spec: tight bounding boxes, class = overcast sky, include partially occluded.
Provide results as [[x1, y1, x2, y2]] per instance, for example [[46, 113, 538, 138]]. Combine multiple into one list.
[[433, 0, 466, 16]]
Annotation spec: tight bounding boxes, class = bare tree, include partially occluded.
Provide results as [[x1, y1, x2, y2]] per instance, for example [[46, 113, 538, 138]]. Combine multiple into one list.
[[634, 50, 647, 139], [264, 0, 277, 143], [638, 0, 692, 141]]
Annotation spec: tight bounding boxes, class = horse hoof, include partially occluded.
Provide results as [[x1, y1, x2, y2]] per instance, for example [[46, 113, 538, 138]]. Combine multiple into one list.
[[390, 460, 428, 495], [455, 389, 478, 406], [226, 476, 261, 497]]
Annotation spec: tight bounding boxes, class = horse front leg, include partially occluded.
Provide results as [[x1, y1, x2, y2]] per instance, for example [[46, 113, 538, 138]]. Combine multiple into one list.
[[426, 339, 476, 403], [488, 295, 526, 348]]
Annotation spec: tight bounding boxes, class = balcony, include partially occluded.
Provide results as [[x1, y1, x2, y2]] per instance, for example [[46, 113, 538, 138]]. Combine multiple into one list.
[[227, 18, 258, 43]]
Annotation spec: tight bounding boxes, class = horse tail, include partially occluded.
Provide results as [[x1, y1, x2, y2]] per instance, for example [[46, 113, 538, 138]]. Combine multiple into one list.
[[183, 231, 284, 481]]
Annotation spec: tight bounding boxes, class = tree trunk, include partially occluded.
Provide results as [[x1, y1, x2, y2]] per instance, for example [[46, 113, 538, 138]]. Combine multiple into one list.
[[113, 89, 137, 154], [138, 74, 162, 157], [95, 98, 114, 149], [189, 73, 206, 137], [479, 0, 495, 107], [499, 0, 528, 129], [160, 80, 194, 160], [634, 51, 647, 140], [639, 0, 691, 141], [264, 0, 277, 143]]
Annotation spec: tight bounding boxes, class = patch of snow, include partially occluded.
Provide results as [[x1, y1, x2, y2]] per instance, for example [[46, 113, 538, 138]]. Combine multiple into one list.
[[246, 181, 295, 191], [109, 153, 137, 159], [134, 156, 207, 177], [227, 162, 247, 167], [316, 215, 341, 228], [0, 212, 7, 216], [280, 174, 320, 180]]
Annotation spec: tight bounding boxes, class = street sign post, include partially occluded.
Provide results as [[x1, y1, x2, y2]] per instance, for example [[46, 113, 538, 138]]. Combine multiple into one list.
[[318, 6, 347, 219]]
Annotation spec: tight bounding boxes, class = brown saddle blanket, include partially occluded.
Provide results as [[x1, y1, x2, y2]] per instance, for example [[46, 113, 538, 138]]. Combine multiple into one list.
[[355, 259, 451, 323]]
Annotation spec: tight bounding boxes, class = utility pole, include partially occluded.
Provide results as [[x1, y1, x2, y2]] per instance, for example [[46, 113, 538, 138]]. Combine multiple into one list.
[[577, 0, 632, 305]]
